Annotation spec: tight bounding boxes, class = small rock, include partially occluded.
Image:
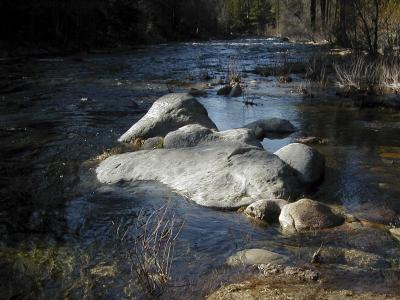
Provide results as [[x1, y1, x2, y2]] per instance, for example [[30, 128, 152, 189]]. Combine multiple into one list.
[[279, 198, 344, 233], [227, 249, 288, 266], [229, 83, 243, 97], [278, 75, 293, 83], [163, 125, 261, 149], [217, 85, 232, 96], [244, 199, 288, 222], [274, 143, 325, 184], [244, 118, 296, 140]]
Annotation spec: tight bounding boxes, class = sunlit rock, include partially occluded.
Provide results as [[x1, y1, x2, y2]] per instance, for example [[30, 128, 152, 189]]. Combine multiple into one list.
[[244, 199, 288, 222], [118, 93, 217, 142], [96, 144, 302, 208], [274, 143, 325, 184], [279, 198, 344, 233], [163, 124, 262, 149], [141, 137, 164, 150], [227, 249, 288, 266]]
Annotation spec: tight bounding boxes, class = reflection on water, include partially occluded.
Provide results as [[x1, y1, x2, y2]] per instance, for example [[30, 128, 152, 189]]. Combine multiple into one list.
[[1, 38, 400, 299]]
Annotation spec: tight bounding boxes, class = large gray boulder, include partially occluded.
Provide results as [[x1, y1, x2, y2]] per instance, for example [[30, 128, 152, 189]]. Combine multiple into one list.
[[279, 198, 344, 233], [163, 124, 262, 149], [118, 93, 217, 142], [227, 249, 288, 266], [244, 199, 288, 222], [96, 144, 302, 208], [244, 118, 296, 140], [274, 143, 325, 184]]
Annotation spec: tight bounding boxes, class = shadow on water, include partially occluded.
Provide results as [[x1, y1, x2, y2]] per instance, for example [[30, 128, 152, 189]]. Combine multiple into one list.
[[0, 38, 400, 299]]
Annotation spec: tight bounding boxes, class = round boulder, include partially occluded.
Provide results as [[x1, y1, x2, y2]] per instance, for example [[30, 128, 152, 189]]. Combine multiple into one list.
[[274, 143, 325, 184], [244, 199, 288, 222], [164, 124, 214, 149], [118, 93, 217, 142], [279, 198, 344, 233]]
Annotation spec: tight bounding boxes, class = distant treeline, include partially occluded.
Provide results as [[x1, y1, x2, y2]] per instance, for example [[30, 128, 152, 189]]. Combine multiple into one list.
[[0, 0, 277, 52], [1, 0, 399, 55]]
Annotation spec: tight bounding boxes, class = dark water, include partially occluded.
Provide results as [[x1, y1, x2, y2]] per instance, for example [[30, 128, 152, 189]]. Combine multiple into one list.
[[1, 38, 400, 299]]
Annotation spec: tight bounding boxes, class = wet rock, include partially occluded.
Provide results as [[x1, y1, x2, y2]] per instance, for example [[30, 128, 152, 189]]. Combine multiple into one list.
[[229, 83, 242, 97], [141, 137, 164, 150], [244, 118, 296, 140], [353, 202, 397, 225], [258, 264, 319, 281], [118, 93, 217, 142], [279, 198, 344, 233], [244, 199, 288, 222], [96, 144, 302, 208], [274, 143, 325, 184], [318, 247, 390, 269], [227, 249, 288, 266], [163, 124, 262, 149], [390, 228, 400, 241], [217, 85, 232, 96]]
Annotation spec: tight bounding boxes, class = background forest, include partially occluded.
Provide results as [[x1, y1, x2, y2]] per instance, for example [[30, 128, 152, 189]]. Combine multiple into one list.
[[1, 0, 400, 56]]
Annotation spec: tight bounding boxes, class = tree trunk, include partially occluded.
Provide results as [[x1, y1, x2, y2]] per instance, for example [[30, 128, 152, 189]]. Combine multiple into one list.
[[310, 0, 317, 32]]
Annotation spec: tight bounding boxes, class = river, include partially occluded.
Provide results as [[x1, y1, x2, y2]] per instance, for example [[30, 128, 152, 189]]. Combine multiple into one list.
[[1, 38, 400, 299]]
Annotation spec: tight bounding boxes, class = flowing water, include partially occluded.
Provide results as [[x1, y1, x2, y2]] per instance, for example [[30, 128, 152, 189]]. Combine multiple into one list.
[[1, 38, 400, 299]]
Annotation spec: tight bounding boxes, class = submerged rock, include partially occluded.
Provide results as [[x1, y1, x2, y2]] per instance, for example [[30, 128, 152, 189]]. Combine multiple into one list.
[[96, 144, 302, 208], [118, 93, 217, 142], [318, 247, 390, 269], [244, 118, 296, 140], [227, 249, 288, 266], [163, 124, 262, 149], [279, 198, 344, 233], [229, 83, 243, 97], [274, 143, 325, 184], [244, 199, 288, 222], [217, 85, 232, 96]]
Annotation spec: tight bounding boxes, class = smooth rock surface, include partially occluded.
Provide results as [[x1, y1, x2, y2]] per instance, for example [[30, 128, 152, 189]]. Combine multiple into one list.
[[163, 124, 262, 149], [96, 144, 302, 208], [274, 143, 325, 184], [244, 118, 296, 140], [227, 249, 288, 266], [118, 93, 217, 142], [279, 198, 344, 232], [244, 199, 288, 222]]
